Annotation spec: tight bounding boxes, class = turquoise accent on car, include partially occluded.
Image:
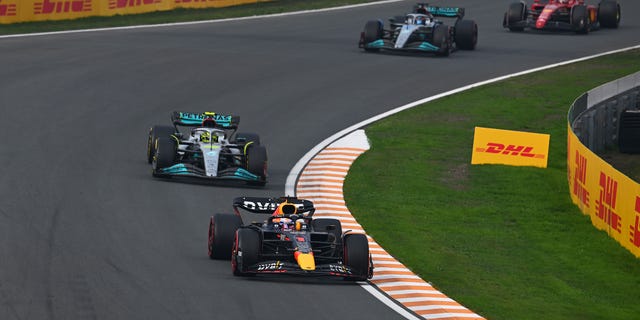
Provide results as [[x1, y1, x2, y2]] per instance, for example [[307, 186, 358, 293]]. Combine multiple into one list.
[[177, 112, 233, 127], [161, 164, 190, 174], [427, 6, 460, 17], [234, 168, 260, 180], [418, 42, 439, 51], [367, 39, 385, 48], [159, 164, 260, 181], [179, 119, 205, 125]]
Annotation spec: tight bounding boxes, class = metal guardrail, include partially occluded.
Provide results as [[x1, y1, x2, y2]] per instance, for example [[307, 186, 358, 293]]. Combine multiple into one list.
[[569, 71, 640, 153]]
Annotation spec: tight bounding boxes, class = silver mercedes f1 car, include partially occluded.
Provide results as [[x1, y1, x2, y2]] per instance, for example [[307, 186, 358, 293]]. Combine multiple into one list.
[[147, 111, 267, 186], [358, 3, 478, 56]]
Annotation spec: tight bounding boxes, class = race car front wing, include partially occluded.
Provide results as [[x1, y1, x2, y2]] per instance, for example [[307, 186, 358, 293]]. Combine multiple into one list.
[[242, 260, 363, 278], [154, 163, 262, 182]]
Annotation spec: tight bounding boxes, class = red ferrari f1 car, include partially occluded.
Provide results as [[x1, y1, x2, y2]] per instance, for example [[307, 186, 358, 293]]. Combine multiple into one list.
[[207, 196, 373, 281], [503, 0, 620, 34]]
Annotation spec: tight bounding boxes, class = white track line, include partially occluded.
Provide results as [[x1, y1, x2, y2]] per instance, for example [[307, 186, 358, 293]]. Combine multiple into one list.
[[286, 46, 640, 319], [0, 0, 405, 39], [293, 132, 485, 319]]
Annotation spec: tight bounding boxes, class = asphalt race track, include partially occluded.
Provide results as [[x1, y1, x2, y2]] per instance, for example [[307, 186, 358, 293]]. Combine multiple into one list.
[[0, 1, 638, 319]]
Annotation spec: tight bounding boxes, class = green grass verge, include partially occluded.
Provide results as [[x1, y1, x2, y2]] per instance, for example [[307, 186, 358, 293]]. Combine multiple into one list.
[[0, 0, 380, 35], [344, 49, 640, 320]]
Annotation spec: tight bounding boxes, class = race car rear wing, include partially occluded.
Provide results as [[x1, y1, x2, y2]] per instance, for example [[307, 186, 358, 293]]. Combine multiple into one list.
[[232, 196, 316, 217], [171, 111, 240, 129], [415, 3, 466, 19]]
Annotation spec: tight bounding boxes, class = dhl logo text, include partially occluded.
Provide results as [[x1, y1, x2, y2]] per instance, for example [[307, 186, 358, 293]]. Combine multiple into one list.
[[175, 0, 213, 3], [0, 0, 17, 16], [34, 0, 91, 14], [573, 150, 589, 207], [596, 172, 621, 233], [475, 142, 545, 158], [109, 0, 162, 9], [631, 197, 640, 248]]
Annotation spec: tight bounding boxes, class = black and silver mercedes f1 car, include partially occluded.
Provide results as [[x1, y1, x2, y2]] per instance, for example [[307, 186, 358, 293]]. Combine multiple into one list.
[[358, 3, 478, 56], [147, 111, 267, 186], [207, 196, 373, 281]]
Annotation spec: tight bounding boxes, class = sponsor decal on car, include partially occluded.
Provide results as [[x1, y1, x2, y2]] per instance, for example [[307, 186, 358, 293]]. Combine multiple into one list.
[[242, 200, 277, 211], [256, 261, 282, 271], [328, 264, 349, 274]]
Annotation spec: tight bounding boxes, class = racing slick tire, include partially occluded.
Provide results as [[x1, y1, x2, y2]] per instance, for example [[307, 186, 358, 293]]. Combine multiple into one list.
[[571, 5, 590, 34], [245, 144, 268, 185], [232, 228, 260, 276], [454, 19, 478, 50], [151, 136, 177, 177], [311, 219, 343, 246], [504, 2, 526, 32], [234, 132, 261, 146], [433, 24, 451, 57], [343, 233, 371, 281], [147, 125, 175, 163], [598, 0, 620, 29], [208, 213, 243, 260], [363, 20, 383, 52]]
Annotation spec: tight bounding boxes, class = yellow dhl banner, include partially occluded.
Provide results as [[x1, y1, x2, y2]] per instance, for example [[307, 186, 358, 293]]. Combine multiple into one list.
[[0, 0, 269, 24], [471, 127, 550, 168], [567, 124, 640, 258]]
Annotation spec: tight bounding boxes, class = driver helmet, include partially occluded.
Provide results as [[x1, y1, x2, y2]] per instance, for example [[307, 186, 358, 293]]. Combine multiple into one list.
[[200, 131, 211, 143], [416, 15, 426, 25], [295, 219, 307, 231], [415, 4, 428, 15]]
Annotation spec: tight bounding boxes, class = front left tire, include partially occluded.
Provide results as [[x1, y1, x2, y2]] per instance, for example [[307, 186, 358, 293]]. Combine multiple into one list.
[[151, 136, 177, 177], [147, 125, 175, 163], [433, 24, 451, 57], [208, 213, 243, 260], [505, 2, 527, 32], [571, 5, 590, 34], [343, 233, 371, 281], [598, 0, 620, 28], [245, 144, 267, 185], [232, 228, 261, 276], [363, 20, 383, 52], [455, 19, 478, 50]]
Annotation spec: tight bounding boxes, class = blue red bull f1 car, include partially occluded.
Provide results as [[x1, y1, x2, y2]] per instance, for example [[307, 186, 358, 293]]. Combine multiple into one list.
[[207, 196, 373, 281]]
